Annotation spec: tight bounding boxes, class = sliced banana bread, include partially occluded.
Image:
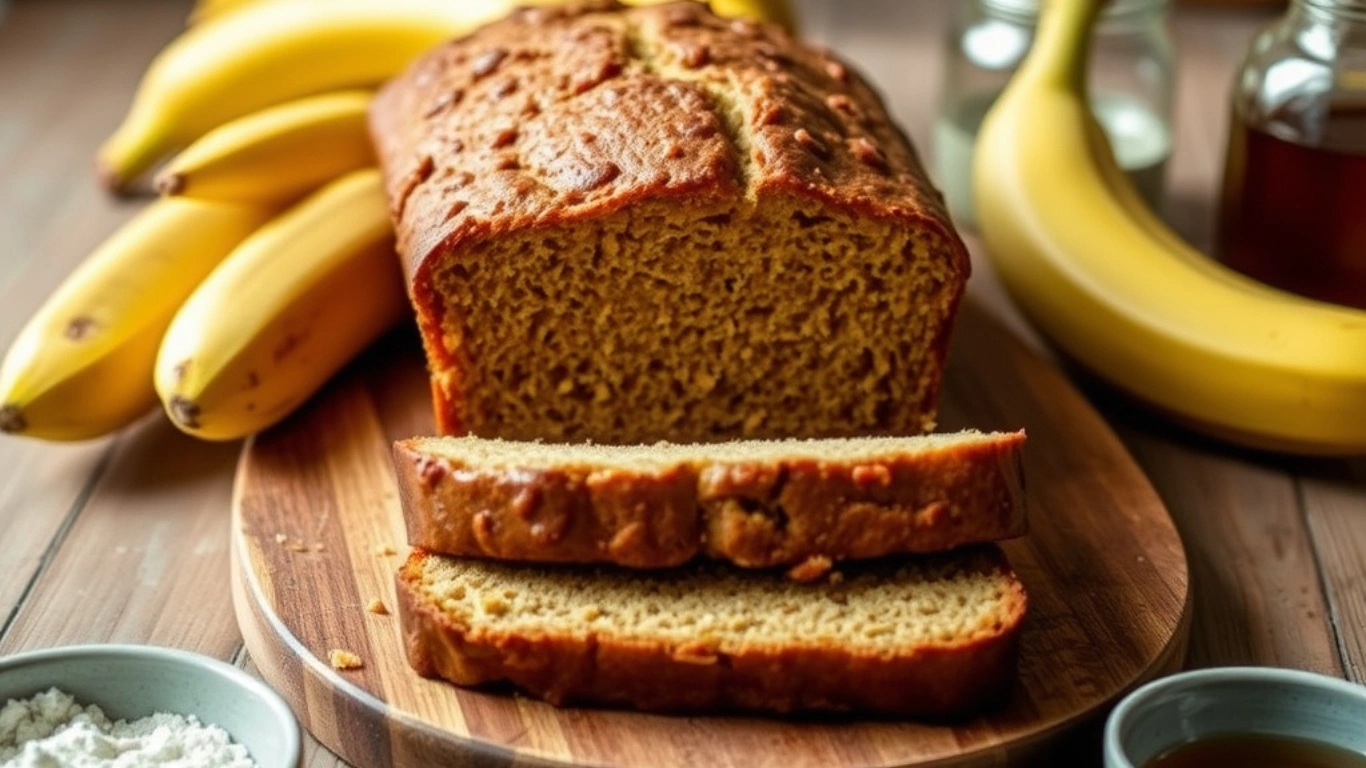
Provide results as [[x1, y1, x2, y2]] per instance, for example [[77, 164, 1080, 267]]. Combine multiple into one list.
[[369, 0, 970, 444], [396, 545, 1027, 716], [392, 430, 1026, 573]]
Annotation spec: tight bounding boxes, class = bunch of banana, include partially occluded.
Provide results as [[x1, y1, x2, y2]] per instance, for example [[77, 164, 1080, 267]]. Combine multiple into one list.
[[973, 0, 1366, 455], [155, 169, 404, 441], [0, 199, 273, 441], [0, 0, 795, 443], [153, 90, 376, 206]]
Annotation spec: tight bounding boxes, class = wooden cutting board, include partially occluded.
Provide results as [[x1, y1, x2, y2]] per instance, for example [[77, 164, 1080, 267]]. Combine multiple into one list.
[[231, 299, 1191, 768]]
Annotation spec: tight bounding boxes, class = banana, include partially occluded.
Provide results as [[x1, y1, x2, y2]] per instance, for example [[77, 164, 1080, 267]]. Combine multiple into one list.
[[98, 0, 518, 191], [707, 0, 798, 32], [191, 0, 797, 31], [154, 169, 407, 441], [186, 0, 268, 26], [0, 199, 272, 441], [973, 0, 1366, 455], [155, 90, 375, 206], [102, 0, 799, 190]]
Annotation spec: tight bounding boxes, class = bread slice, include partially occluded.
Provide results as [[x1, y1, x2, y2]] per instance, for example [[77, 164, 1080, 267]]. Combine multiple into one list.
[[396, 546, 1026, 716], [392, 430, 1026, 575]]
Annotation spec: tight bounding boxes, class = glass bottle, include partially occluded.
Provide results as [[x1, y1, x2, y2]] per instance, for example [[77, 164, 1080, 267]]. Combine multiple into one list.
[[1217, 0, 1366, 309], [933, 0, 1176, 229]]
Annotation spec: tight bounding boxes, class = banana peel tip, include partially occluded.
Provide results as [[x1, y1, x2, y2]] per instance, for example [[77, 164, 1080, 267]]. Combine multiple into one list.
[[0, 404, 27, 434], [155, 171, 185, 196], [96, 159, 134, 196], [168, 395, 202, 430]]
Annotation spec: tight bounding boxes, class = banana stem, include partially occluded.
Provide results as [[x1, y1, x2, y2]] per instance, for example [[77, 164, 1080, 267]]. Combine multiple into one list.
[[1017, 0, 1104, 92], [97, 108, 168, 193]]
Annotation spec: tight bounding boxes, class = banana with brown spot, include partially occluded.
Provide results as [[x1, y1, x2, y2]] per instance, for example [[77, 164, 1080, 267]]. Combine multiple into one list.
[[0, 198, 272, 441], [154, 168, 408, 441]]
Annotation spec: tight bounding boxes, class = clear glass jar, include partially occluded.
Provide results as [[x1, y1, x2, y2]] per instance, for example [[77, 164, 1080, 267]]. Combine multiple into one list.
[[933, 0, 1176, 228], [1217, 0, 1366, 308]]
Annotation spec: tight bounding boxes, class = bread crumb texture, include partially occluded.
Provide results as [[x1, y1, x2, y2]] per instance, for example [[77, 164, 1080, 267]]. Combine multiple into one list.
[[411, 547, 1022, 654], [406, 430, 1008, 471], [372, 1, 968, 445]]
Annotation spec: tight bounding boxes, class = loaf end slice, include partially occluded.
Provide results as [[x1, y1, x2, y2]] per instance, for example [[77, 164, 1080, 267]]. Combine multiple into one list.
[[396, 546, 1027, 716], [392, 430, 1027, 571]]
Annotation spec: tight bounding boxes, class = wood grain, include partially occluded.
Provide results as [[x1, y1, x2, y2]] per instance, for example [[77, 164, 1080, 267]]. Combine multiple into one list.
[[1113, 423, 1343, 675], [1300, 459, 1366, 683], [0, 0, 184, 633], [231, 300, 1190, 768], [0, 416, 244, 658], [1, 3, 1359, 768]]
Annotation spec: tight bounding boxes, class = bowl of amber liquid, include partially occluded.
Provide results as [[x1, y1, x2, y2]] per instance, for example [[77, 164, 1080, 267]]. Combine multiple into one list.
[[1105, 667, 1366, 768]]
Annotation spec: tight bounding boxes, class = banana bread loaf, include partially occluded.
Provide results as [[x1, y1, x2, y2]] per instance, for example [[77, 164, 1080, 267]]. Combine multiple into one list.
[[396, 545, 1026, 715], [392, 430, 1027, 574], [369, 0, 970, 444]]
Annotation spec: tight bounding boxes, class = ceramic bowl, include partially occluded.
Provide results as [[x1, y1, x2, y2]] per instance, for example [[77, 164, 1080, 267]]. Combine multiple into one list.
[[1105, 666, 1366, 768], [0, 644, 300, 768]]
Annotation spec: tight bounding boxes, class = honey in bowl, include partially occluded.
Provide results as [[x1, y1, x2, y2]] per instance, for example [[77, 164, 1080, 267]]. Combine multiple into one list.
[[1146, 732, 1366, 768]]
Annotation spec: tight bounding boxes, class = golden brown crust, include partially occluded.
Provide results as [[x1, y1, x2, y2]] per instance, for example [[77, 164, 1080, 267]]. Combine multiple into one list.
[[391, 431, 1027, 569], [370, 1, 970, 441], [395, 549, 1026, 716], [371, 1, 964, 287]]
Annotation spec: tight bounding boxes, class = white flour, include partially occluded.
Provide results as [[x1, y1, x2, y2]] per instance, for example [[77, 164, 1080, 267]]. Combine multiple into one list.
[[0, 688, 257, 768]]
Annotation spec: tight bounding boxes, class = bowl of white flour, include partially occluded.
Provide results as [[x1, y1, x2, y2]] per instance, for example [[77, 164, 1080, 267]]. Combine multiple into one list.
[[0, 644, 300, 768]]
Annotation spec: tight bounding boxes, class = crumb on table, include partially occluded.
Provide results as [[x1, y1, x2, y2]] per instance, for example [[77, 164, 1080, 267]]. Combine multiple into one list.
[[786, 555, 833, 583], [329, 649, 364, 671], [375, 544, 397, 557], [366, 598, 389, 616]]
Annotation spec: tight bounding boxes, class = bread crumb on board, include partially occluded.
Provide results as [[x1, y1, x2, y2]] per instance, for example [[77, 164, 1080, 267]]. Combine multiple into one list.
[[365, 598, 390, 616], [329, 649, 364, 671], [786, 555, 833, 583], [375, 544, 397, 557]]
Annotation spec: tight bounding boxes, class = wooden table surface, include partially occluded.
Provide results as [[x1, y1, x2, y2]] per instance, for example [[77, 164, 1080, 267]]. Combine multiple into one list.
[[1, 1, 1361, 766]]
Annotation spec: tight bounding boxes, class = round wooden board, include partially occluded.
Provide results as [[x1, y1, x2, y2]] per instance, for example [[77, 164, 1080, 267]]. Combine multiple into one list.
[[231, 299, 1191, 768]]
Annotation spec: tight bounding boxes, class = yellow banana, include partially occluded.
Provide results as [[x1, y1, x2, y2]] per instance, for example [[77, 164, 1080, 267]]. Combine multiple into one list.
[[155, 169, 407, 441], [0, 199, 272, 441], [103, 0, 798, 190], [516, 0, 798, 32], [706, 0, 797, 32], [98, 0, 518, 191], [973, 0, 1366, 455], [186, 0, 268, 26], [155, 90, 375, 206], [186, 0, 797, 31]]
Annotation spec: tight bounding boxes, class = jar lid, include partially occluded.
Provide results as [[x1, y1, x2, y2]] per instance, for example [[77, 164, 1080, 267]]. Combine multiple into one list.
[[1300, 0, 1366, 19]]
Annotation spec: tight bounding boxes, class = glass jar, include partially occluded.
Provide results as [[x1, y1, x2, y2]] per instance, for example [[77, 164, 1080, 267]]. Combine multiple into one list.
[[933, 0, 1176, 228], [1217, 0, 1366, 309]]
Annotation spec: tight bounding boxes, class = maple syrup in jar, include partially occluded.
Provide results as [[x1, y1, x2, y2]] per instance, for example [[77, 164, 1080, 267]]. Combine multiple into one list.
[[1217, 0, 1366, 309]]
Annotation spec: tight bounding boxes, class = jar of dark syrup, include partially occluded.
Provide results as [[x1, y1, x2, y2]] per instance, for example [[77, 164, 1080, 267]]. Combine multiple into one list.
[[1217, 0, 1366, 309]]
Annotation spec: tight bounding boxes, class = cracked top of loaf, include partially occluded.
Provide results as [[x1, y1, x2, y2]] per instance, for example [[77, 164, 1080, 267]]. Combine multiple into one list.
[[370, 0, 967, 290], [369, 1, 971, 443]]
